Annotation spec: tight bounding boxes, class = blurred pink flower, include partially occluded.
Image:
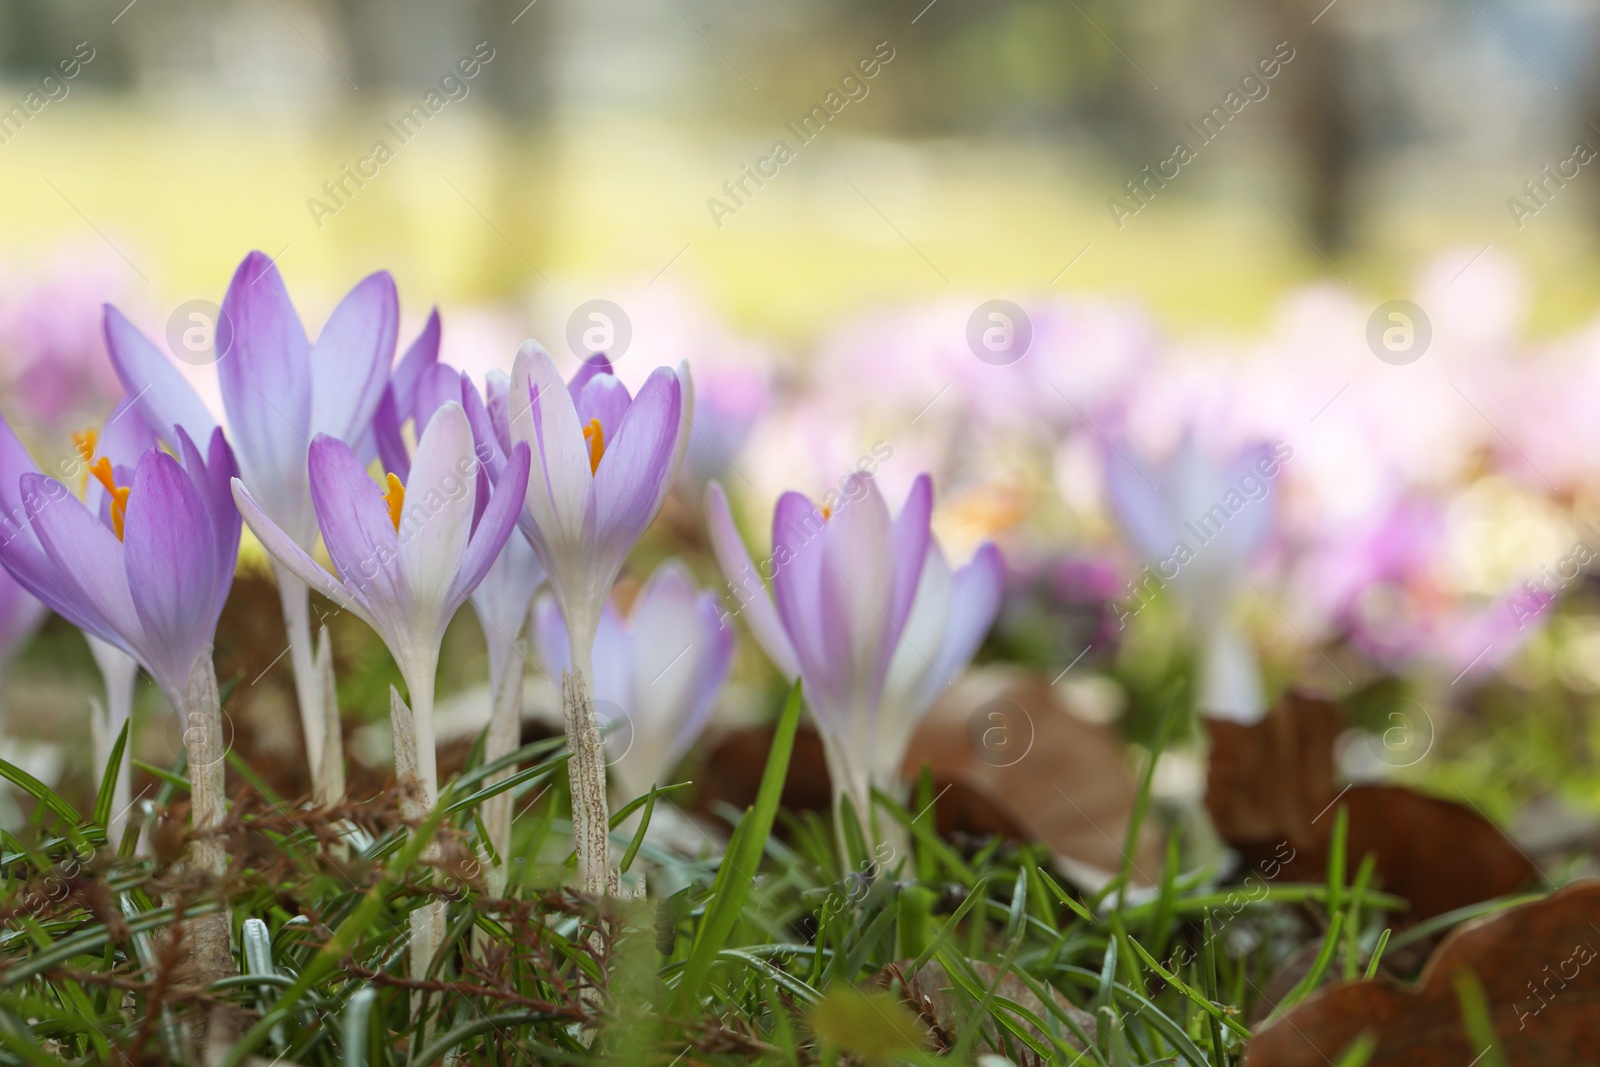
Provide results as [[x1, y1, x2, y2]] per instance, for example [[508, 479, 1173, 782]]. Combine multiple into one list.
[[0, 248, 126, 438]]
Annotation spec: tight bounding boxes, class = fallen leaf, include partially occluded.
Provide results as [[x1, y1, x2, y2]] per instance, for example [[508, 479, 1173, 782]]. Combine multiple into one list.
[[1244, 880, 1600, 1066], [1206, 691, 1536, 920], [904, 669, 1163, 888], [692, 722, 832, 833]]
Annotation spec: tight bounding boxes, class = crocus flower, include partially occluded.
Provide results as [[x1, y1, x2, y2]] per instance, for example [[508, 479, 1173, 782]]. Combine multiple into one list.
[[0, 417, 240, 712], [706, 472, 1003, 845], [496, 344, 691, 893], [231, 401, 531, 806], [504, 346, 693, 668], [387, 364, 547, 892], [534, 560, 733, 800], [1103, 431, 1286, 723], [105, 251, 401, 783]]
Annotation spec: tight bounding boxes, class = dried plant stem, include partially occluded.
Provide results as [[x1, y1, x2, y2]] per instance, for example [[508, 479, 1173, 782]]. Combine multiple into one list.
[[314, 625, 345, 810], [176, 653, 235, 1044], [562, 665, 616, 898], [277, 566, 326, 791]]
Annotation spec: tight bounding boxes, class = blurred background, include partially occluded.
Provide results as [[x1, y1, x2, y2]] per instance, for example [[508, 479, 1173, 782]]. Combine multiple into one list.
[[5, 0, 1600, 864]]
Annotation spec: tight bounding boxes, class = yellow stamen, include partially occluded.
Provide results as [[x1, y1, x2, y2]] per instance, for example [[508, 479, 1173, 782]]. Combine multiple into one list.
[[820, 504, 833, 521], [383, 472, 405, 531], [72, 429, 98, 466], [89, 457, 131, 540], [582, 418, 605, 474]]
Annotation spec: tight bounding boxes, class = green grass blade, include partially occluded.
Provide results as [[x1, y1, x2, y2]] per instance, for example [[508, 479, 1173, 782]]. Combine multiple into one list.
[[675, 681, 802, 1007], [1364, 927, 1391, 980], [909, 877, 990, 975], [91, 720, 130, 829]]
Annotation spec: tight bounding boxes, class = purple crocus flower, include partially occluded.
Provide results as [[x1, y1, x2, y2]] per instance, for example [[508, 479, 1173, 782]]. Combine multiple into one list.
[[1103, 431, 1288, 723], [0, 420, 240, 711], [706, 472, 1003, 843], [493, 343, 691, 893], [534, 560, 733, 800], [104, 251, 401, 783], [504, 346, 692, 665], [230, 401, 531, 807]]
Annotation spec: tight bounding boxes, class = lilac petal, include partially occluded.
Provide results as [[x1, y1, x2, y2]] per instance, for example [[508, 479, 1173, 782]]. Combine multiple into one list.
[[922, 542, 1004, 708], [574, 374, 632, 438], [1103, 438, 1176, 562], [680, 590, 735, 760], [770, 490, 833, 704], [413, 362, 462, 430], [218, 252, 313, 530], [97, 397, 160, 469], [589, 369, 680, 556], [392, 308, 442, 416], [511, 344, 590, 547], [171, 427, 240, 627], [372, 390, 412, 482], [307, 435, 403, 615], [484, 371, 514, 458], [103, 306, 219, 446], [396, 402, 478, 627], [456, 441, 532, 606], [22, 472, 143, 652], [532, 595, 571, 674], [566, 355, 614, 402], [891, 474, 934, 636], [628, 561, 700, 721], [123, 449, 217, 696], [589, 601, 631, 714], [0, 412, 42, 539], [818, 473, 898, 703], [309, 271, 398, 442], [704, 481, 798, 680], [461, 374, 506, 478], [232, 478, 369, 626]]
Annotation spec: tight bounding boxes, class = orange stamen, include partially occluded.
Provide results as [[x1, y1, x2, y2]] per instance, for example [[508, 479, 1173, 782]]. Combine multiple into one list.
[[821, 504, 833, 521], [72, 429, 98, 466], [383, 472, 405, 531], [89, 457, 131, 540], [582, 418, 605, 474]]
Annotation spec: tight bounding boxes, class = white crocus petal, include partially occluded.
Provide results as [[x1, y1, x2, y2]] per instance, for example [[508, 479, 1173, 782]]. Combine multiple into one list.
[[511, 343, 590, 548], [397, 403, 477, 640], [883, 541, 953, 717], [626, 563, 703, 756]]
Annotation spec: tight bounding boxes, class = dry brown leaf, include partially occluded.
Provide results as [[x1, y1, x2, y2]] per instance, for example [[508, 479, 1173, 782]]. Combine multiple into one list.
[[692, 722, 832, 833], [903, 669, 1163, 887], [1244, 880, 1600, 1066], [1206, 691, 1536, 920]]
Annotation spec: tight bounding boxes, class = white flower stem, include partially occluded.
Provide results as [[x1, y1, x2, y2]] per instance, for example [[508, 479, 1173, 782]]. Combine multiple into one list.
[[391, 677, 444, 1034], [276, 566, 326, 790], [562, 627, 615, 897], [482, 638, 525, 898], [820, 736, 904, 866]]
